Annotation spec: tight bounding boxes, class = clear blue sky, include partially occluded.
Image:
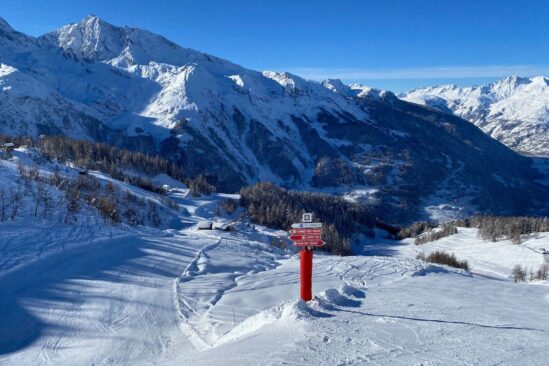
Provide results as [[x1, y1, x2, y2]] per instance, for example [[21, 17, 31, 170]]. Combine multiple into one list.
[[2, 0, 548, 92]]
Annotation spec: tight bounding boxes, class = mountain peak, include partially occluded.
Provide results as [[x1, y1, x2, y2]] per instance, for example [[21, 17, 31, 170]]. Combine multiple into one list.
[[491, 75, 531, 98], [39, 15, 205, 67], [77, 14, 113, 30], [321, 79, 354, 97], [494, 75, 529, 87], [0, 16, 14, 32], [82, 14, 101, 22], [0, 16, 36, 51], [531, 75, 549, 86], [263, 71, 309, 90], [38, 14, 125, 63]]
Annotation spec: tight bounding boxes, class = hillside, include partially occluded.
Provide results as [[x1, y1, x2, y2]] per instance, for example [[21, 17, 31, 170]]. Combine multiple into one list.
[[0, 16, 548, 222], [1, 146, 548, 365], [400, 76, 549, 156]]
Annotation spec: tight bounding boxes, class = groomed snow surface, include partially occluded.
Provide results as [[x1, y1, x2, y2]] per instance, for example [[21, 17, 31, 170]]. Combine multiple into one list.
[[1, 164, 549, 365]]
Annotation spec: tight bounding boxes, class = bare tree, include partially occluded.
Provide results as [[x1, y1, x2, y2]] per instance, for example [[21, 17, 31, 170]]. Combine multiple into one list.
[[50, 168, 63, 188], [42, 188, 55, 220], [0, 188, 5, 222], [64, 185, 81, 224], [10, 188, 21, 220], [536, 263, 549, 281], [147, 201, 161, 227], [34, 182, 45, 218], [512, 265, 527, 283]]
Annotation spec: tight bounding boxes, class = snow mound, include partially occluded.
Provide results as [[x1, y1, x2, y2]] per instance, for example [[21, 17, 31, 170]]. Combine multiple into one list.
[[314, 283, 366, 310], [340, 283, 367, 298], [412, 264, 452, 277], [216, 300, 314, 346]]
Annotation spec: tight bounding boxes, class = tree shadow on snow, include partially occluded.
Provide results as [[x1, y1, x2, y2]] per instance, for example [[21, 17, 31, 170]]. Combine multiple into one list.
[[0, 234, 194, 355], [356, 238, 407, 257], [336, 309, 549, 333]]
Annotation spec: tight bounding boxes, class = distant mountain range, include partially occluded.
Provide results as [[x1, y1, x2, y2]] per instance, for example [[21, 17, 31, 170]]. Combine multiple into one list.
[[400, 76, 549, 156], [0, 15, 547, 222]]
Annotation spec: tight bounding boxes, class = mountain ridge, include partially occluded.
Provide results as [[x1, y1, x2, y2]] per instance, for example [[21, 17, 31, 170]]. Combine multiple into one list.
[[400, 76, 549, 156], [0, 15, 547, 222]]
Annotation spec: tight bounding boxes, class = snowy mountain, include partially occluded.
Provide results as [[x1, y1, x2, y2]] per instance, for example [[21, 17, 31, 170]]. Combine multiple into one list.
[[400, 76, 549, 156], [0, 15, 548, 222], [0, 64, 108, 138]]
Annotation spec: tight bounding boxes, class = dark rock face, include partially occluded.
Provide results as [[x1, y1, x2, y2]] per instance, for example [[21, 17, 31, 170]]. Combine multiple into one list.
[[312, 157, 365, 187], [245, 120, 300, 182]]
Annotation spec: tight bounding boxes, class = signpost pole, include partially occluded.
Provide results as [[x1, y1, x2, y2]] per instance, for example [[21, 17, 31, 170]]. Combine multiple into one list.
[[300, 247, 313, 302], [291, 213, 322, 302]]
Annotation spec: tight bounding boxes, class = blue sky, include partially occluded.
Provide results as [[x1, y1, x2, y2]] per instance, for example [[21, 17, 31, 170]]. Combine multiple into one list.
[[2, 0, 548, 92]]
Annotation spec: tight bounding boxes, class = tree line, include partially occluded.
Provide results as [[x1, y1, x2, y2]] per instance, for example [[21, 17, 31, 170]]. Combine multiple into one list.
[[398, 215, 549, 245], [0, 134, 217, 196], [414, 224, 458, 245], [454, 216, 549, 244], [0, 160, 177, 228], [239, 182, 376, 255], [416, 250, 469, 271], [511, 263, 549, 283], [37, 136, 185, 193]]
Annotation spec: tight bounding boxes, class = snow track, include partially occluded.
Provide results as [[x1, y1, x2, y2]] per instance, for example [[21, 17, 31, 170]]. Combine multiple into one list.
[[174, 240, 434, 355], [174, 235, 282, 350]]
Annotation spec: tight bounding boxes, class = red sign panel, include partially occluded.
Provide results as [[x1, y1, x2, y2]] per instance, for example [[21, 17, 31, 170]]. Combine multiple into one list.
[[289, 223, 324, 246], [290, 235, 322, 241], [290, 228, 322, 235], [293, 240, 325, 247]]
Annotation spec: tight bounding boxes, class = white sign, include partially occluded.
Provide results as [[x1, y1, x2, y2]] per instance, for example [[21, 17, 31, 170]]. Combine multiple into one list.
[[291, 222, 322, 229], [302, 213, 313, 223]]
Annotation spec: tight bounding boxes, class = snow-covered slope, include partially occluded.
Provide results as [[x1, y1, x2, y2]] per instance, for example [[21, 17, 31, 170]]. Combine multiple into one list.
[[399, 227, 549, 279], [1, 171, 548, 366], [1, 15, 548, 222], [0, 64, 107, 139], [400, 76, 549, 156], [0, 146, 185, 276]]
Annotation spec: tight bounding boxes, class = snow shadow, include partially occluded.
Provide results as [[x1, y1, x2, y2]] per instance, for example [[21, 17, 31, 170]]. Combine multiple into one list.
[[358, 239, 407, 257], [337, 309, 549, 333], [0, 234, 194, 355], [314, 285, 366, 312], [0, 296, 44, 354], [300, 304, 333, 318], [412, 265, 451, 276]]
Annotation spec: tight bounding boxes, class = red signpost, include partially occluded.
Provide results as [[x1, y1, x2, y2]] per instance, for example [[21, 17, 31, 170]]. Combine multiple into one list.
[[300, 248, 313, 301], [289, 213, 324, 302]]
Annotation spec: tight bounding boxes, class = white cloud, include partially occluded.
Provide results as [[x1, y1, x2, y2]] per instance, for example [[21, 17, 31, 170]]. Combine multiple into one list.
[[286, 65, 549, 81]]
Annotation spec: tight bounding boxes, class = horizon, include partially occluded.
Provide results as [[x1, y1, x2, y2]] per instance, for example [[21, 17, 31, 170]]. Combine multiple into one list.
[[2, 0, 549, 91]]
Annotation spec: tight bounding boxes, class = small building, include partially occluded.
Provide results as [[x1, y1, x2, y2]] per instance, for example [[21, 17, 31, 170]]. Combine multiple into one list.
[[2, 143, 15, 152], [212, 222, 236, 231], [197, 221, 213, 230]]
